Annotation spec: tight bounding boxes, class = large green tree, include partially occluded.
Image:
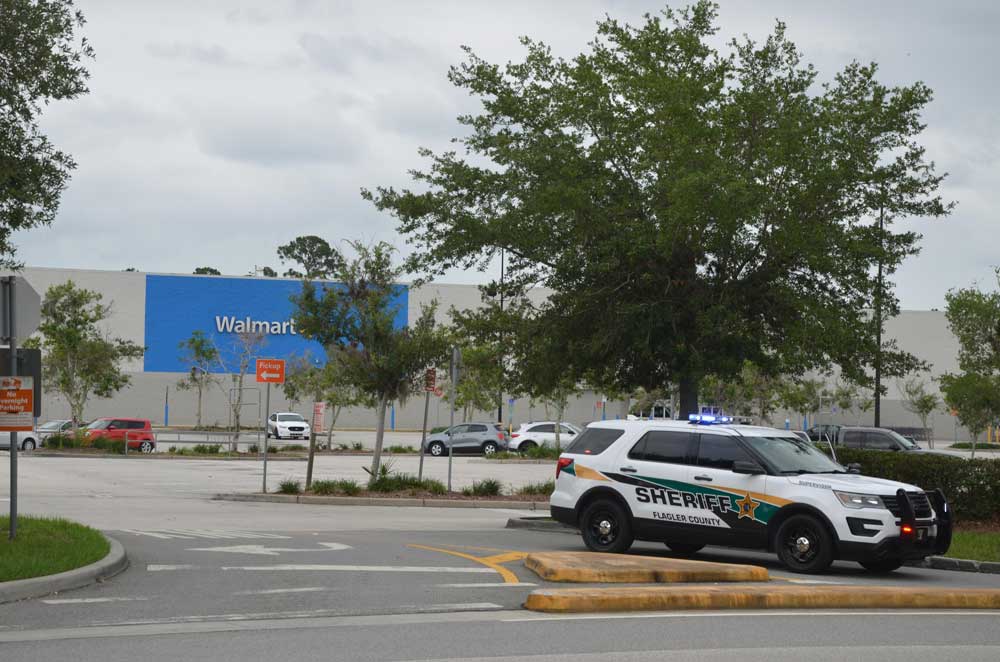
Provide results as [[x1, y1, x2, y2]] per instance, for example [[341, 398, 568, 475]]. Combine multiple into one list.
[[1, 0, 93, 267], [277, 236, 341, 279], [26, 281, 144, 426], [291, 241, 448, 484], [365, 2, 950, 415]]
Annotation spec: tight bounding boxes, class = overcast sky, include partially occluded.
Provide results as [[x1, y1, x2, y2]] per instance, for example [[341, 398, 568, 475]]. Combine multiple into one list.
[[16, 0, 998, 309]]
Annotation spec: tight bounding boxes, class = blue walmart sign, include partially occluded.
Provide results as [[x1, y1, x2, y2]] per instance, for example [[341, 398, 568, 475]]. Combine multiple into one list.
[[143, 275, 409, 373]]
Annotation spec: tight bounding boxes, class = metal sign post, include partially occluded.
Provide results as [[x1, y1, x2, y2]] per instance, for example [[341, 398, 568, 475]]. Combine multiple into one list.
[[262, 382, 270, 493], [255, 358, 285, 494], [447, 347, 461, 492], [418, 368, 434, 481]]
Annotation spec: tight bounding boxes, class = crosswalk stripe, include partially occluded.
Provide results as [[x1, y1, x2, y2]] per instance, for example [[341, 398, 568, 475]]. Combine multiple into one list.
[[120, 529, 291, 541]]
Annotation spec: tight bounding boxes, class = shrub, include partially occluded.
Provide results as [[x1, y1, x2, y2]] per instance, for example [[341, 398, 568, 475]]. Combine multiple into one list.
[[311, 479, 362, 496], [486, 451, 519, 460], [387, 445, 415, 454], [517, 480, 555, 496], [352, 442, 364, 451], [285, 444, 307, 452], [90, 436, 123, 453], [336, 443, 350, 451], [462, 478, 504, 497], [831, 448, 1000, 522], [524, 445, 561, 460], [248, 444, 259, 454], [267, 445, 279, 453], [369, 473, 446, 495], [277, 479, 302, 495], [168, 447, 177, 454], [193, 444, 222, 454], [950, 442, 1000, 451]]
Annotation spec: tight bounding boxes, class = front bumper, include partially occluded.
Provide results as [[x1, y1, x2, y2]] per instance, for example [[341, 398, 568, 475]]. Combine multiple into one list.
[[839, 489, 953, 562]]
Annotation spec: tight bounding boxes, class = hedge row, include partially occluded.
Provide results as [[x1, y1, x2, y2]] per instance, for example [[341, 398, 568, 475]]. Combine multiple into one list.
[[833, 448, 1000, 522]]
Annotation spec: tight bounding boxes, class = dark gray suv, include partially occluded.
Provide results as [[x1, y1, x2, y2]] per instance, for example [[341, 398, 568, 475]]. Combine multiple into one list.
[[422, 422, 509, 456]]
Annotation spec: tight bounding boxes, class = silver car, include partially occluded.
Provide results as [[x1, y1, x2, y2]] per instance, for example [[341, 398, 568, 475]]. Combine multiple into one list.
[[422, 422, 509, 456]]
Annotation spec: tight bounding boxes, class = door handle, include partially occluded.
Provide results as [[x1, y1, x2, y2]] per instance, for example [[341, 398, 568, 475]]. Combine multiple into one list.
[[694, 475, 713, 482], [620, 467, 637, 473]]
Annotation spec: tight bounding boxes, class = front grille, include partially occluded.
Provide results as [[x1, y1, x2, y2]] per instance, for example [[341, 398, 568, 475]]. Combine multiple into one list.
[[287, 426, 305, 432], [882, 491, 933, 519]]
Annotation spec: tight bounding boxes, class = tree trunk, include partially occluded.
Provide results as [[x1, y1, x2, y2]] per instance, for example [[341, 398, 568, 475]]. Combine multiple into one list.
[[306, 403, 317, 489], [196, 383, 203, 429], [678, 375, 699, 420], [554, 402, 564, 453], [369, 396, 389, 485]]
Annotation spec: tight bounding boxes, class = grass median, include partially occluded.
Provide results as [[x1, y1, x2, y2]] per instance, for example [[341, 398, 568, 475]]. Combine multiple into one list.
[[946, 531, 1000, 563], [1, 516, 110, 583]]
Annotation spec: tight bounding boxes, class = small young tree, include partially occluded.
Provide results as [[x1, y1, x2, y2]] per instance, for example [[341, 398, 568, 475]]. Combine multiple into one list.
[[176, 330, 218, 429], [216, 331, 266, 450], [939, 372, 999, 459], [27, 281, 144, 427], [292, 241, 448, 484], [779, 379, 825, 429], [899, 375, 941, 448]]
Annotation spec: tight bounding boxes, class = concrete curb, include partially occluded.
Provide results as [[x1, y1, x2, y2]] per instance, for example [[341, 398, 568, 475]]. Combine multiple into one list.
[[0, 535, 128, 604], [523, 584, 1000, 613], [34, 452, 306, 462], [506, 517, 578, 534], [472, 459, 556, 465], [214, 493, 550, 510], [525, 552, 769, 584], [909, 556, 1000, 574]]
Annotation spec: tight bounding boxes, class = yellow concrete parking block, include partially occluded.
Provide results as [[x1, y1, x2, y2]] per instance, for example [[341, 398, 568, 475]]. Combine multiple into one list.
[[524, 552, 769, 584], [524, 584, 1000, 613]]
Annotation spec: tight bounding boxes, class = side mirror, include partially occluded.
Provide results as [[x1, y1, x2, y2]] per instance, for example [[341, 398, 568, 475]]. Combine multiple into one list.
[[847, 463, 862, 474], [732, 460, 766, 475]]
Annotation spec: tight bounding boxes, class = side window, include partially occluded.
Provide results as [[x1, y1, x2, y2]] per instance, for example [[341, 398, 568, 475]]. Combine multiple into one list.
[[450, 425, 469, 434], [128, 420, 145, 429], [109, 420, 126, 430], [865, 433, 895, 450], [469, 424, 487, 432], [269, 414, 276, 421], [560, 424, 576, 435], [696, 435, 752, 471], [565, 428, 625, 455], [633, 431, 692, 464], [842, 431, 863, 448], [534, 424, 555, 433]]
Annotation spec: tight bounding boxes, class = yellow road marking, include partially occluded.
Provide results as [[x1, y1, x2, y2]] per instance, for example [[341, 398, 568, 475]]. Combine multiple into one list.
[[408, 544, 522, 584], [482, 551, 529, 565]]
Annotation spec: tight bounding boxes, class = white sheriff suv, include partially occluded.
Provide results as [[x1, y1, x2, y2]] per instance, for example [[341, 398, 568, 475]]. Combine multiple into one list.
[[550, 417, 953, 574]]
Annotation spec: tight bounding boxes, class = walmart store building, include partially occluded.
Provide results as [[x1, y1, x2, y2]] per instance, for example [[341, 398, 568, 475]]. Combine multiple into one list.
[[12, 267, 976, 440]]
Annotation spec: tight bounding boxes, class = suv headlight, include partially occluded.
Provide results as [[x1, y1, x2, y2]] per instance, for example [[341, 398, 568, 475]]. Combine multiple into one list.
[[835, 491, 886, 510]]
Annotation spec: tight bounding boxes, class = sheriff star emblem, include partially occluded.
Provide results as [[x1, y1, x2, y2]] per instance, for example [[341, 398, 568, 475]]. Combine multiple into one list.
[[736, 493, 760, 520]]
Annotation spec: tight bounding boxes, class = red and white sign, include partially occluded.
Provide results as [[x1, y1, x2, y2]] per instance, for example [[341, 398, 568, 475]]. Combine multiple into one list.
[[255, 359, 285, 384], [0, 376, 34, 432], [312, 402, 326, 433], [433, 386, 444, 398], [424, 369, 436, 392]]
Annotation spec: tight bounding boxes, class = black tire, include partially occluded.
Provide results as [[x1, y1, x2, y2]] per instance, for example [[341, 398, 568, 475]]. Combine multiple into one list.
[[482, 441, 499, 456], [428, 441, 446, 457], [775, 514, 835, 574], [580, 499, 634, 554], [859, 558, 904, 573], [664, 542, 705, 555], [518, 440, 537, 453], [139, 441, 154, 454], [21, 439, 36, 451]]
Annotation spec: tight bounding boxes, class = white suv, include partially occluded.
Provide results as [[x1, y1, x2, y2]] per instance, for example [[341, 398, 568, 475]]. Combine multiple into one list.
[[550, 418, 952, 574], [509, 422, 581, 452]]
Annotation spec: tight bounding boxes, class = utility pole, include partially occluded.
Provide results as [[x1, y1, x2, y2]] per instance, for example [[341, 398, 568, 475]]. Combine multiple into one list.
[[497, 248, 505, 426], [874, 195, 884, 427]]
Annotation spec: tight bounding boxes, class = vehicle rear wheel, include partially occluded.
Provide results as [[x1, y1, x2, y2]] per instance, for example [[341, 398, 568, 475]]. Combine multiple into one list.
[[664, 542, 705, 555], [859, 558, 904, 573], [518, 441, 537, 453], [482, 441, 498, 456], [775, 514, 835, 574], [139, 441, 154, 454], [21, 439, 36, 451], [428, 441, 446, 457], [580, 499, 634, 554]]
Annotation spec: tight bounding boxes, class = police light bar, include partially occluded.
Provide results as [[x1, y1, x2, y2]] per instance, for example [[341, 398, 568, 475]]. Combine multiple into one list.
[[688, 414, 733, 425]]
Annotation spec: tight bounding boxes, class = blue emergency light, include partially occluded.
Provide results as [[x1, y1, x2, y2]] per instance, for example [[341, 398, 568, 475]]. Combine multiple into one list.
[[688, 414, 732, 425]]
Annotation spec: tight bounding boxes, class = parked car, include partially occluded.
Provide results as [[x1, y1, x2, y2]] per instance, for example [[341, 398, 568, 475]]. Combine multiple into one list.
[[835, 426, 932, 453], [791, 430, 811, 444], [422, 422, 509, 456], [85, 418, 156, 453], [0, 429, 42, 451], [36, 419, 74, 443], [806, 424, 842, 443], [266, 412, 311, 440], [509, 422, 581, 452]]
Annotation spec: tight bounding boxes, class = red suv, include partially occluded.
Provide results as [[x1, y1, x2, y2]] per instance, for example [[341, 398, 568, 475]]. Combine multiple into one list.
[[86, 418, 156, 453]]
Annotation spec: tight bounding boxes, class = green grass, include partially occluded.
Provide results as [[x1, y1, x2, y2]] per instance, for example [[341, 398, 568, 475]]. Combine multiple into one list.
[[517, 480, 556, 496], [368, 473, 446, 495], [277, 479, 302, 495], [946, 531, 1000, 562], [0, 516, 110, 582], [387, 445, 416, 454], [310, 479, 362, 496]]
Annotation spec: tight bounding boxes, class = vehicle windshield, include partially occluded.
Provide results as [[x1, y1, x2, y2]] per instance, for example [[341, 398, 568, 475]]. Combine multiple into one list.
[[887, 430, 919, 449], [86, 419, 112, 430], [277, 414, 305, 422], [39, 420, 68, 430], [744, 436, 845, 475]]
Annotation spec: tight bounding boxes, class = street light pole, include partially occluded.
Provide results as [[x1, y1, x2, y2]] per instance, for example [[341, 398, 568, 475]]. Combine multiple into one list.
[[874, 196, 884, 428], [497, 247, 505, 426]]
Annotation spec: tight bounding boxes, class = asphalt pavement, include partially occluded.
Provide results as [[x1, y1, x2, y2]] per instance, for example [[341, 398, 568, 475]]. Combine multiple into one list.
[[2, 454, 1000, 661]]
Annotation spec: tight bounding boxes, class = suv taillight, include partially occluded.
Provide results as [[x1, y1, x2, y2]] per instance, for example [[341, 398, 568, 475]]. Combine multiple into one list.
[[511, 433, 520, 438], [496, 432, 505, 441], [556, 457, 573, 478]]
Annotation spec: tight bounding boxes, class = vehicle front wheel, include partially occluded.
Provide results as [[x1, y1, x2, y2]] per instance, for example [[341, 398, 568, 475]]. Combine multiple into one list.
[[775, 514, 835, 574], [859, 558, 904, 573], [428, 441, 446, 457], [139, 441, 154, 454], [664, 542, 705, 555], [21, 439, 36, 451], [482, 441, 498, 456], [580, 499, 634, 554]]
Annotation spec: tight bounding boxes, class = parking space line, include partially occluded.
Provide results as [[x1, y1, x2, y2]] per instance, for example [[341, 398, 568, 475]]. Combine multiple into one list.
[[234, 587, 329, 595], [408, 544, 523, 584], [42, 597, 149, 605], [437, 583, 537, 588], [220, 564, 495, 573]]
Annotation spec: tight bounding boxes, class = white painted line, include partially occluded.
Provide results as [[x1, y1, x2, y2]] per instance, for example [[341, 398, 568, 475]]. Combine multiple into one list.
[[147, 564, 198, 571], [437, 583, 537, 588], [220, 564, 496, 573], [502, 609, 1000, 623], [234, 587, 329, 595], [779, 577, 847, 585], [42, 597, 148, 605], [187, 543, 351, 556]]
